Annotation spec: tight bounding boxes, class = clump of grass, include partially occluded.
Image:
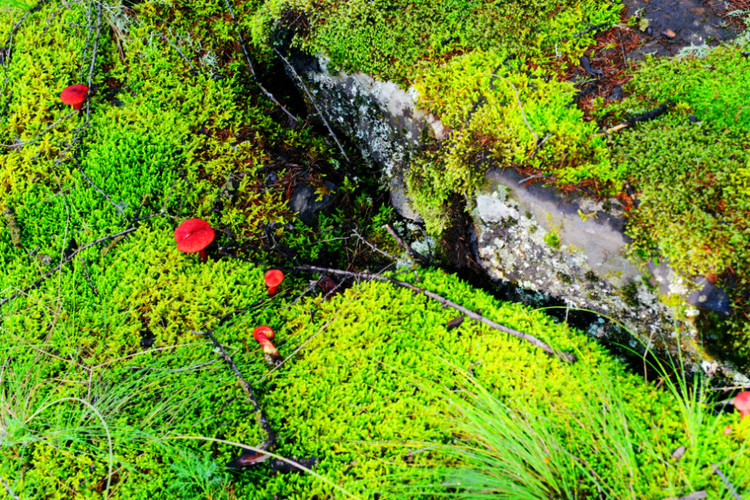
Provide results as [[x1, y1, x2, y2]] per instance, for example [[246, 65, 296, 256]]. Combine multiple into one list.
[[410, 351, 749, 499]]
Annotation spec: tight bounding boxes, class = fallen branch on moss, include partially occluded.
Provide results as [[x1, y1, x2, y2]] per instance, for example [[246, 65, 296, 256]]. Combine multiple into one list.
[[222, 0, 299, 127], [191, 329, 276, 451], [295, 265, 577, 363], [712, 464, 741, 500], [384, 224, 430, 264], [274, 48, 351, 163], [597, 100, 675, 136], [0, 227, 136, 308]]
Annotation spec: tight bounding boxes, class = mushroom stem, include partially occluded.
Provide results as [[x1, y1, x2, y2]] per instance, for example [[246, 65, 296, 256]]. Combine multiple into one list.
[[267, 285, 279, 295], [199, 248, 208, 262], [253, 326, 282, 366]]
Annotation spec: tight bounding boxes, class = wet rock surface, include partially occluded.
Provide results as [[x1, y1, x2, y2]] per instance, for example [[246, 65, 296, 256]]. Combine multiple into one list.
[[623, 0, 741, 58]]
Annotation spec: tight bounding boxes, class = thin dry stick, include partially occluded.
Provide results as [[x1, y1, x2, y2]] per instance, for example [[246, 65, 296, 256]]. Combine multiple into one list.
[[384, 224, 430, 264], [221, 0, 298, 126], [0, 473, 20, 500], [712, 464, 741, 500], [274, 48, 351, 163], [0, 227, 136, 308], [352, 229, 399, 261], [0, 110, 78, 148], [191, 330, 275, 450], [294, 265, 577, 363], [492, 73, 538, 144]]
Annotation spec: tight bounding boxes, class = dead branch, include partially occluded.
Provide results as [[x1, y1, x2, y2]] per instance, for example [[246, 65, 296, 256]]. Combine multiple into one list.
[[0, 473, 20, 500], [0, 227, 136, 308], [573, 22, 612, 38], [492, 73, 538, 144], [712, 464, 741, 500], [597, 100, 675, 136], [273, 48, 351, 163], [294, 265, 577, 363], [384, 224, 430, 264], [661, 492, 707, 500], [191, 330, 275, 450], [221, 0, 299, 126], [352, 229, 399, 262]]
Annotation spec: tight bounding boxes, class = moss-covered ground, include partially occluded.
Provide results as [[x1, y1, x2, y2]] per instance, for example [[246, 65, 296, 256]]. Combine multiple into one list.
[[1, 1, 749, 498]]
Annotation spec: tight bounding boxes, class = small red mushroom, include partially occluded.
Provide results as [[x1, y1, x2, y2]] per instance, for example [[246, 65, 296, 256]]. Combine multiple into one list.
[[253, 326, 282, 366], [174, 218, 215, 262], [60, 84, 89, 110], [734, 391, 750, 420], [264, 269, 284, 295]]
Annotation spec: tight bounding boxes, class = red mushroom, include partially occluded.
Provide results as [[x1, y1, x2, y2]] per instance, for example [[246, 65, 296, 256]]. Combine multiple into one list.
[[174, 218, 215, 262], [252, 326, 282, 366], [734, 391, 750, 420], [60, 84, 89, 110], [264, 269, 284, 295]]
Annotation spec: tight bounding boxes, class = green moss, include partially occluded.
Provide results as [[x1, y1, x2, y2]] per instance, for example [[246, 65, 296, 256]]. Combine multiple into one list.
[[252, 0, 619, 85], [544, 231, 561, 249], [625, 45, 750, 131], [257, 268, 750, 497], [609, 110, 750, 351], [406, 48, 614, 234]]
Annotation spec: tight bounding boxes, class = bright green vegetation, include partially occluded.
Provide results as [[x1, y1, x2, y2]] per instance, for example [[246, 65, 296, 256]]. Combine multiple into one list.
[[407, 50, 614, 234], [613, 112, 749, 290], [1, 1, 749, 498], [250, 0, 619, 85]]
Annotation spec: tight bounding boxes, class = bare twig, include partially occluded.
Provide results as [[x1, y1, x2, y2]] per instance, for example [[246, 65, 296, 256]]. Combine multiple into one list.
[[661, 492, 707, 500], [492, 73, 538, 144], [294, 265, 577, 363], [78, 169, 126, 217], [712, 464, 741, 500], [274, 48, 350, 163], [80, 256, 98, 297], [191, 330, 275, 450], [221, 0, 299, 126], [0, 227, 136, 308], [160, 31, 196, 70], [384, 224, 430, 264], [573, 22, 611, 38], [352, 229, 399, 261], [518, 174, 551, 185], [529, 133, 552, 160], [596, 101, 675, 136], [0, 473, 20, 500]]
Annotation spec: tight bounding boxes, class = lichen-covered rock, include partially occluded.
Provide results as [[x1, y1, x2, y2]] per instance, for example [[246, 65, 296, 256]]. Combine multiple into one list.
[[284, 52, 444, 220], [282, 50, 748, 384]]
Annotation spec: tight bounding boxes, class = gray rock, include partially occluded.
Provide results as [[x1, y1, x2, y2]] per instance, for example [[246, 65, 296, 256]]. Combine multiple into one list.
[[290, 181, 337, 226]]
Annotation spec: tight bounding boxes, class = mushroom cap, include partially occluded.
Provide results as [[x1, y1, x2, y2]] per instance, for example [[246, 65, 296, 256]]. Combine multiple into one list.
[[253, 325, 275, 341], [60, 84, 89, 107], [264, 269, 284, 288], [735, 390, 750, 418], [174, 218, 215, 253]]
